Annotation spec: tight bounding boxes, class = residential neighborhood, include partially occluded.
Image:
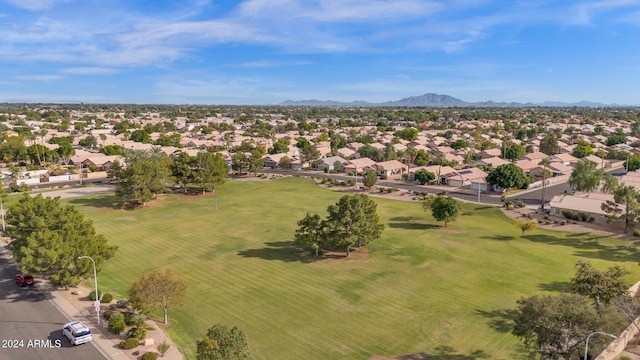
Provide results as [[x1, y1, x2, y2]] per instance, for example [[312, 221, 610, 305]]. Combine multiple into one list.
[[1, 105, 638, 214]]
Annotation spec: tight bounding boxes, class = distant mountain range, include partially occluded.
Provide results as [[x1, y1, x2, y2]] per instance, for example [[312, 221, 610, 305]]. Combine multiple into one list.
[[279, 93, 624, 107]]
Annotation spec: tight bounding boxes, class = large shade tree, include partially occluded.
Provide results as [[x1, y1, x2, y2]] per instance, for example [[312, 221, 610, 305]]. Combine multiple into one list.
[[569, 160, 603, 192], [424, 194, 462, 227], [6, 194, 117, 286]]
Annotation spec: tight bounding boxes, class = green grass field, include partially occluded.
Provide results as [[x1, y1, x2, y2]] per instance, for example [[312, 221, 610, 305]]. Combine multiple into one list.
[[65, 177, 640, 359]]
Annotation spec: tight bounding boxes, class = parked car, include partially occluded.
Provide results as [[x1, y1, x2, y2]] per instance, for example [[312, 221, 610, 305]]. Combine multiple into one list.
[[15, 273, 34, 287], [62, 321, 92, 345]]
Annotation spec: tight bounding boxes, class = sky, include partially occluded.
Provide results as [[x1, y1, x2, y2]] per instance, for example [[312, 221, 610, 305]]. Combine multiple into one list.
[[0, 0, 639, 105]]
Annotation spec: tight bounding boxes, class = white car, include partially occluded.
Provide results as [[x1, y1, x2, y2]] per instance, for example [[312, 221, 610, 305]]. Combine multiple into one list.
[[62, 321, 92, 345]]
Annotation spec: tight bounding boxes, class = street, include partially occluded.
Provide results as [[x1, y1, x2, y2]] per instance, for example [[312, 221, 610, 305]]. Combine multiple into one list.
[[0, 248, 106, 360]]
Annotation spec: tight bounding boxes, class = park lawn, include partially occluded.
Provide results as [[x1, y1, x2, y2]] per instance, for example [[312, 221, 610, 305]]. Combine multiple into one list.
[[66, 177, 640, 360]]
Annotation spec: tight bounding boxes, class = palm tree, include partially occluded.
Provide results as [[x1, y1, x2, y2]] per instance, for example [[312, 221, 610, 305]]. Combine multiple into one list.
[[539, 158, 551, 209]]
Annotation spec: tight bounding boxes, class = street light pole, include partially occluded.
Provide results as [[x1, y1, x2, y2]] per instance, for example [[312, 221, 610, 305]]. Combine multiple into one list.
[[584, 331, 617, 360], [78, 256, 100, 325], [0, 197, 5, 233]]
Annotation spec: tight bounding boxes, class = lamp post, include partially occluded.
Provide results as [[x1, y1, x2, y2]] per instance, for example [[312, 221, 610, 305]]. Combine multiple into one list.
[[78, 256, 100, 325], [584, 331, 617, 360], [0, 197, 5, 233]]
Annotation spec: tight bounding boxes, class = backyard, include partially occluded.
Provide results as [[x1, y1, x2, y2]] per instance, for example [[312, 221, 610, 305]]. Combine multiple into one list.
[[64, 177, 640, 359]]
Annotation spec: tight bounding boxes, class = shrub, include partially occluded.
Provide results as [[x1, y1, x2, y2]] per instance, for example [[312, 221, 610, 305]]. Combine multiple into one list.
[[561, 221, 567, 225], [126, 326, 147, 340], [141, 352, 158, 360], [515, 200, 526, 208], [101, 293, 113, 303], [116, 299, 129, 308], [561, 210, 574, 219], [380, 174, 387, 180], [572, 214, 581, 221], [119, 338, 139, 350], [634, 229, 640, 237], [88, 289, 102, 301], [108, 312, 126, 335], [617, 356, 632, 360], [588, 217, 595, 223], [157, 341, 170, 357], [386, 188, 393, 193], [543, 215, 550, 220], [103, 310, 114, 321], [578, 212, 589, 221]]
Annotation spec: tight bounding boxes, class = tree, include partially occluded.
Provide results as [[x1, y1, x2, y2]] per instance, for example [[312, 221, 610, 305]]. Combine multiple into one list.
[[601, 183, 640, 231], [395, 127, 418, 141], [361, 170, 377, 190], [196, 323, 249, 360], [130, 129, 151, 143], [606, 128, 626, 146], [278, 156, 292, 169], [247, 147, 265, 175], [450, 139, 468, 150], [323, 194, 384, 256], [512, 293, 617, 360], [192, 152, 228, 194], [569, 160, 603, 192], [171, 151, 194, 193], [424, 194, 462, 227], [487, 164, 530, 190], [511, 218, 538, 237], [294, 213, 325, 256], [571, 260, 630, 307], [128, 269, 187, 325], [539, 158, 551, 209], [114, 159, 171, 205], [539, 133, 560, 155], [625, 154, 640, 172], [502, 141, 526, 161], [414, 170, 435, 185], [6, 194, 117, 286], [571, 140, 594, 158]]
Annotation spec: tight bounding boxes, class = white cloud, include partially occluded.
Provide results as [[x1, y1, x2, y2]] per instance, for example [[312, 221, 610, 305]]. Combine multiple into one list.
[[3, 0, 75, 11], [236, 59, 312, 68], [14, 74, 63, 82], [60, 67, 120, 75]]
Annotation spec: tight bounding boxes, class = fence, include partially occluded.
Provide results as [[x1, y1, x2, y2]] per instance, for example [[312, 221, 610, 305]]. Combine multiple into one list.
[[595, 280, 640, 360]]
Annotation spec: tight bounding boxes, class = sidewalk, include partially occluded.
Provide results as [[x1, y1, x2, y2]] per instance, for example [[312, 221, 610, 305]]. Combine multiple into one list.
[[40, 283, 184, 360], [1, 239, 183, 360]]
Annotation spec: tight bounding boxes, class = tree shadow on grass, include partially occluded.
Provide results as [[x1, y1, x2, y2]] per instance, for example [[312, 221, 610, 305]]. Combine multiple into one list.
[[525, 234, 640, 263], [538, 280, 572, 293], [388, 217, 440, 230], [237, 241, 318, 263], [395, 346, 489, 359], [67, 193, 119, 209], [479, 235, 516, 241], [474, 309, 516, 334]]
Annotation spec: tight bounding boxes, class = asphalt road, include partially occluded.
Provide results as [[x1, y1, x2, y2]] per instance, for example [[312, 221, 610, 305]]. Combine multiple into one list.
[[0, 249, 106, 360]]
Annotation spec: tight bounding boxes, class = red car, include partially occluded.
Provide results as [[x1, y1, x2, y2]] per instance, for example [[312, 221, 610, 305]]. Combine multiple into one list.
[[15, 273, 34, 287]]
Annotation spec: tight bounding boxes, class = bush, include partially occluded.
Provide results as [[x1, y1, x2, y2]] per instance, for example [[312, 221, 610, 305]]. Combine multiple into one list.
[[577, 212, 588, 221], [88, 289, 102, 301], [588, 217, 595, 223], [116, 299, 129, 308], [126, 326, 147, 340], [101, 293, 113, 303], [561, 221, 567, 225], [157, 341, 170, 357], [515, 200, 526, 208], [141, 352, 158, 360], [103, 310, 114, 321], [108, 312, 126, 335], [561, 210, 574, 219], [119, 338, 139, 350], [543, 215, 550, 220], [634, 229, 640, 237], [571, 213, 581, 221]]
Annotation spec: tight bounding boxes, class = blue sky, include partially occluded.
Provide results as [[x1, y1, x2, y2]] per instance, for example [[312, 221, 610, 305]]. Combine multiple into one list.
[[1, 0, 639, 105]]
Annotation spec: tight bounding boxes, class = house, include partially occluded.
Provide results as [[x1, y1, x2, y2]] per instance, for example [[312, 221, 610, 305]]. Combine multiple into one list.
[[314, 156, 348, 172], [343, 158, 377, 174], [551, 153, 579, 166], [548, 192, 614, 226], [263, 153, 289, 169], [525, 152, 549, 162], [407, 165, 456, 184], [444, 167, 488, 187], [480, 148, 502, 159], [478, 156, 510, 168], [514, 159, 538, 174], [375, 160, 405, 179], [336, 147, 357, 159]]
